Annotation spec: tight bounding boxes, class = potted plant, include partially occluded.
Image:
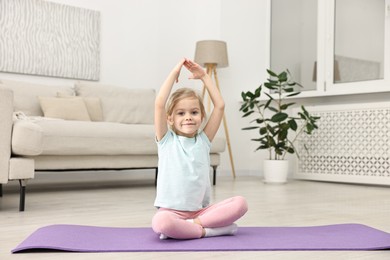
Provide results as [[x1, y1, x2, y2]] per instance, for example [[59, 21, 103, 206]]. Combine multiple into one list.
[[239, 69, 320, 183]]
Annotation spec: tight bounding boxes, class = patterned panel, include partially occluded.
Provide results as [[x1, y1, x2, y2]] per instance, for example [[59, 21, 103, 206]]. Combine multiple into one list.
[[296, 103, 390, 185], [0, 0, 100, 80]]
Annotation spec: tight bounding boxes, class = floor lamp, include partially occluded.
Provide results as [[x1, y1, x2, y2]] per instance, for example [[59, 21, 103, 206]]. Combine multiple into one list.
[[194, 40, 236, 178]]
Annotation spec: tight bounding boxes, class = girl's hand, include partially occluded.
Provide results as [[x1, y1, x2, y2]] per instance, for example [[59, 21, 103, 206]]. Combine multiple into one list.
[[184, 59, 206, 79], [172, 58, 186, 83]]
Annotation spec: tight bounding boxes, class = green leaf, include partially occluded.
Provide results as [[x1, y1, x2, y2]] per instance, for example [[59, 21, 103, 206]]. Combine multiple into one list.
[[259, 127, 267, 135], [278, 129, 288, 140], [271, 112, 288, 122], [264, 99, 272, 110], [266, 125, 276, 135], [246, 91, 254, 99], [264, 82, 277, 90], [288, 119, 298, 131], [260, 138, 268, 145], [241, 92, 246, 100], [239, 102, 248, 111], [267, 69, 278, 77], [280, 122, 290, 130], [242, 126, 259, 130], [278, 71, 288, 82], [280, 102, 296, 110], [268, 106, 279, 113], [242, 110, 255, 117], [284, 88, 295, 93], [254, 86, 261, 97], [256, 145, 269, 151], [287, 147, 295, 153], [264, 92, 274, 100], [275, 148, 283, 155], [286, 92, 301, 97], [298, 112, 306, 120], [267, 136, 276, 146], [302, 105, 309, 117], [251, 138, 262, 142], [306, 124, 314, 133]]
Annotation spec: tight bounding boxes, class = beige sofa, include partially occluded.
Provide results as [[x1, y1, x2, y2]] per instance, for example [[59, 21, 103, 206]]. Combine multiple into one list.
[[0, 79, 225, 211]]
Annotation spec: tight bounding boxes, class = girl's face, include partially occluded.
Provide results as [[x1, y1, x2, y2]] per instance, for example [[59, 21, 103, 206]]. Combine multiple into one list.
[[168, 97, 203, 138]]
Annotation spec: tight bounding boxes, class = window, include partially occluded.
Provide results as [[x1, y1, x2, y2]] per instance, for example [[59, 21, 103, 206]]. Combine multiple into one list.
[[269, 0, 390, 97], [271, 0, 318, 92]]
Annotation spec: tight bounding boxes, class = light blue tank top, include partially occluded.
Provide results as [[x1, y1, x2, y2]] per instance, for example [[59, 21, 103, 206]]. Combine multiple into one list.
[[154, 130, 211, 211]]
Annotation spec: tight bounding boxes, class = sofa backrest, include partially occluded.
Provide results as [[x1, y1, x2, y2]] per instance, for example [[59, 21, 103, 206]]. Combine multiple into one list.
[[75, 81, 155, 124], [0, 79, 155, 124], [0, 79, 74, 116]]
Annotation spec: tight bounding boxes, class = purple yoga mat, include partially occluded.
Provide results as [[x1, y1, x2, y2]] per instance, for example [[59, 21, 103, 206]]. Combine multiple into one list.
[[12, 223, 390, 253]]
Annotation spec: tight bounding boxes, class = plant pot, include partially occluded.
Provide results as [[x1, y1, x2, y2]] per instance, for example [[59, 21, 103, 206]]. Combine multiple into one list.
[[263, 160, 289, 184]]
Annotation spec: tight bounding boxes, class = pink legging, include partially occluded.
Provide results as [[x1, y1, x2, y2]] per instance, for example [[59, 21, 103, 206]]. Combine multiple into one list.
[[152, 196, 248, 239]]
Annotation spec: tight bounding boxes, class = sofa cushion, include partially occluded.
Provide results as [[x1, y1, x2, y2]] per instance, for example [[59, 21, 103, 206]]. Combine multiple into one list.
[[39, 97, 91, 121], [57, 92, 104, 121], [83, 97, 104, 121], [12, 119, 226, 156], [12, 120, 156, 156], [75, 81, 155, 124], [0, 79, 74, 116]]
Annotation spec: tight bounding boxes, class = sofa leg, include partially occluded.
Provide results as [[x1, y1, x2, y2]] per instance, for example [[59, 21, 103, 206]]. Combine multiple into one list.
[[212, 166, 217, 186], [18, 180, 28, 212], [154, 168, 158, 187]]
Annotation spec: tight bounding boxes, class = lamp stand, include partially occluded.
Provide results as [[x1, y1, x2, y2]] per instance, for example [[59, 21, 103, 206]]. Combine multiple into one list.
[[202, 63, 236, 178]]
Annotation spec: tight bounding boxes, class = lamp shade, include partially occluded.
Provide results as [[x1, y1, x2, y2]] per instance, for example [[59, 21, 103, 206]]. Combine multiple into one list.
[[194, 40, 229, 68]]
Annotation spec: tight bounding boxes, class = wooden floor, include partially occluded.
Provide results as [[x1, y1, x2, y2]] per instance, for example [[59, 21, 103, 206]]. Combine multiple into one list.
[[1, 171, 390, 259]]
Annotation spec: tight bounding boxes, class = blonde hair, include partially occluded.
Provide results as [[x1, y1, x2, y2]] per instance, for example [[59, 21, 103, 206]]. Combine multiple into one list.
[[166, 88, 206, 119]]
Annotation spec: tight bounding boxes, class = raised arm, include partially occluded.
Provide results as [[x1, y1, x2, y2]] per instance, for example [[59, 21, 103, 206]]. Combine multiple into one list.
[[184, 60, 225, 142], [155, 59, 185, 141]]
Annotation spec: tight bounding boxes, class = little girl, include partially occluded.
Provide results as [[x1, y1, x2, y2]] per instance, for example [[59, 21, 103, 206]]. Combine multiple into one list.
[[152, 58, 248, 240]]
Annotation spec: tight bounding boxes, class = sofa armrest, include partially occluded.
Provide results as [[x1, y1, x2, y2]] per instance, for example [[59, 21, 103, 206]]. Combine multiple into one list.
[[0, 88, 13, 184]]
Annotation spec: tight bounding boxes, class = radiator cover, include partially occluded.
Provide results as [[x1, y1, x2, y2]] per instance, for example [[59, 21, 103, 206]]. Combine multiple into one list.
[[295, 102, 390, 185]]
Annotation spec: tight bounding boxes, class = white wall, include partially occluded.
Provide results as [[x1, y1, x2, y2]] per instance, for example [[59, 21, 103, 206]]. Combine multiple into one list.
[[0, 0, 221, 86], [2, 0, 389, 177], [219, 0, 268, 176], [0, 0, 268, 177]]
